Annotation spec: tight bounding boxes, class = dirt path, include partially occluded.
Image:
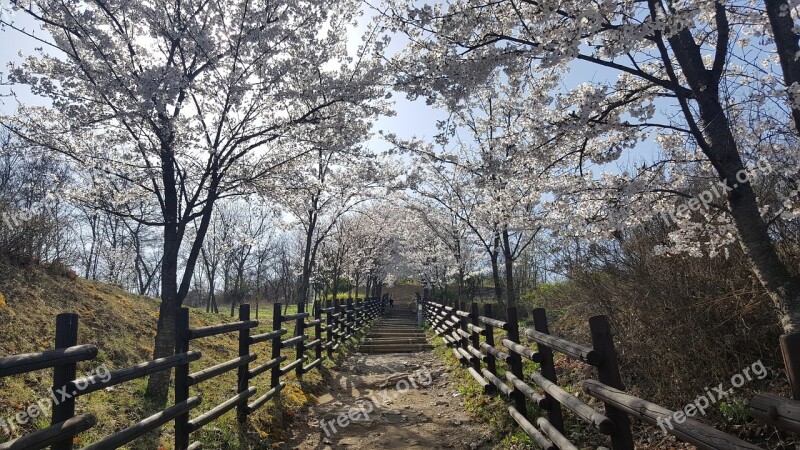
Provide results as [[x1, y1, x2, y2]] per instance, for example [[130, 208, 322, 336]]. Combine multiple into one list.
[[284, 351, 493, 450]]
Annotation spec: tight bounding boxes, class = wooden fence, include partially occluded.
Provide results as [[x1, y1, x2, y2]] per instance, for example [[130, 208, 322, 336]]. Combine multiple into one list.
[[0, 297, 382, 450], [422, 298, 800, 450]]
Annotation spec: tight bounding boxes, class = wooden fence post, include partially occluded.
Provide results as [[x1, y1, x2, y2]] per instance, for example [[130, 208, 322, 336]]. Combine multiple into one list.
[[356, 298, 363, 329], [459, 301, 470, 365], [441, 302, 452, 345], [337, 300, 343, 344], [470, 302, 482, 373], [507, 307, 527, 418], [483, 304, 497, 378], [533, 308, 564, 432], [355, 298, 360, 331], [174, 307, 191, 450], [314, 301, 322, 362], [270, 303, 283, 390], [346, 298, 354, 338], [295, 303, 305, 379], [443, 303, 453, 344], [51, 313, 79, 450], [237, 304, 251, 424], [780, 333, 800, 399], [333, 299, 340, 344], [325, 300, 334, 358], [589, 315, 634, 450]]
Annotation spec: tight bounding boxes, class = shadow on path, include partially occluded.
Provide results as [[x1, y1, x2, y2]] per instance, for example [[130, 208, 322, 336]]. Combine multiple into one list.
[[283, 349, 493, 450]]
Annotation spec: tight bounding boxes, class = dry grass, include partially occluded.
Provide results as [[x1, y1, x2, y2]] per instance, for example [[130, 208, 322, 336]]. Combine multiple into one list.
[[0, 258, 346, 449]]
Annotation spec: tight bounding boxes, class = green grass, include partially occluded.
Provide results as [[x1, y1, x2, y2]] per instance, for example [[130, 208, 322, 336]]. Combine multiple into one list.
[[424, 321, 615, 449], [425, 328, 538, 449]]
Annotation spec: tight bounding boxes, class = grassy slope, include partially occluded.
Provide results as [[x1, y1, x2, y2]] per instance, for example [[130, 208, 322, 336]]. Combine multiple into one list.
[[0, 260, 351, 449]]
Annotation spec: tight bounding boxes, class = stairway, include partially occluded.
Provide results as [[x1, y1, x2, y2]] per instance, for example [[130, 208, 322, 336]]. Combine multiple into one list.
[[359, 307, 433, 354]]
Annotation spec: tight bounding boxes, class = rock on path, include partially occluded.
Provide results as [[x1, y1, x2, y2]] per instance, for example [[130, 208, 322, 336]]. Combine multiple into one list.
[[284, 351, 493, 450]]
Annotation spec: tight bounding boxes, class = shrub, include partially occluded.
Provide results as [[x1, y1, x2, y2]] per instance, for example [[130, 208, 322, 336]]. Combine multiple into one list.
[[520, 224, 782, 415]]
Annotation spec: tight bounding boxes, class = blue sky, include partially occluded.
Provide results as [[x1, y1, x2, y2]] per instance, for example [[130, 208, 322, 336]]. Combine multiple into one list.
[[0, 10, 51, 112]]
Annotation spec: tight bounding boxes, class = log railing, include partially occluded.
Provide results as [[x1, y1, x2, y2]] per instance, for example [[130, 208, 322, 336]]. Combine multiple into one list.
[[422, 298, 769, 450], [0, 297, 382, 450]]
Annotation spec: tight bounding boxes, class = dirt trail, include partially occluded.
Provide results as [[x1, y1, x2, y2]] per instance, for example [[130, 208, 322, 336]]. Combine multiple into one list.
[[284, 351, 493, 449]]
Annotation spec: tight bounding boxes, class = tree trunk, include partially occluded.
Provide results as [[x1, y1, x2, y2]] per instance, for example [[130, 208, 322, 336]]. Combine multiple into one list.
[[764, 0, 800, 133], [490, 234, 504, 309], [145, 151, 219, 405], [144, 216, 180, 404], [206, 270, 216, 313], [144, 139, 182, 405], [665, 19, 800, 333], [457, 267, 465, 299], [501, 227, 516, 308], [331, 265, 340, 302], [298, 209, 318, 314], [227, 270, 236, 317]]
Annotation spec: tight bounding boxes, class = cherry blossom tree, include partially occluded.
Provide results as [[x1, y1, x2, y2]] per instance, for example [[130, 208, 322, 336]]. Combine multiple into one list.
[[406, 196, 476, 297], [266, 122, 389, 313], [403, 154, 506, 303], [334, 204, 407, 299], [382, 0, 800, 338], [318, 216, 363, 301], [393, 74, 547, 308]]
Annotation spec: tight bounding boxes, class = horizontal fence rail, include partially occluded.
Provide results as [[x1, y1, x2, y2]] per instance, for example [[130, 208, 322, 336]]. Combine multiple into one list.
[[421, 297, 789, 450], [0, 297, 383, 450]]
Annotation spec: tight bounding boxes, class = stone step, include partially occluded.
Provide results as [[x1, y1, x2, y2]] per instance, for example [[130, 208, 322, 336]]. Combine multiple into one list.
[[349, 311, 431, 353], [367, 332, 426, 337], [373, 328, 423, 333], [364, 337, 429, 344], [359, 343, 434, 354], [375, 322, 420, 326], [369, 327, 424, 331]]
